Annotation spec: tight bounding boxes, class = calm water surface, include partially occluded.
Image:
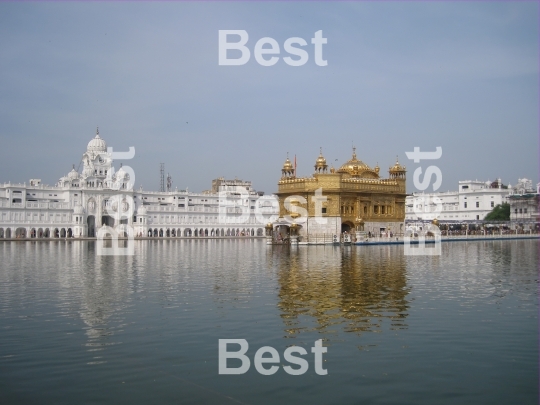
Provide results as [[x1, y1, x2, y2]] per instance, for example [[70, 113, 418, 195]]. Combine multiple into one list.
[[0, 239, 537, 404]]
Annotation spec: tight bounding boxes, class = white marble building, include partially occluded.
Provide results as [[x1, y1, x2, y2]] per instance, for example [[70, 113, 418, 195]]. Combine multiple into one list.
[[0, 130, 278, 239], [508, 178, 540, 224], [405, 179, 511, 223]]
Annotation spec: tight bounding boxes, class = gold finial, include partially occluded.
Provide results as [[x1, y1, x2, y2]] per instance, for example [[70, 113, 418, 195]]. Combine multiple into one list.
[[352, 145, 357, 159]]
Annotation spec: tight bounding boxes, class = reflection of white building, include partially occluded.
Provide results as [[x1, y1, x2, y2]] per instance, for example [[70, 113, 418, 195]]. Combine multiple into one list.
[[0, 130, 278, 239], [405, 179, 510, 223]]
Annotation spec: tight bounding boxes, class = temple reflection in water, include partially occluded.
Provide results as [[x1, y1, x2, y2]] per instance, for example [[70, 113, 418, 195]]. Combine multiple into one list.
[[270, 245, 410, 338]]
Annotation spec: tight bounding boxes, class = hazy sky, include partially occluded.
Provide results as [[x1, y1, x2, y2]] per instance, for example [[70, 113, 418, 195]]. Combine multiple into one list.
[[0, 1, 537, 194]]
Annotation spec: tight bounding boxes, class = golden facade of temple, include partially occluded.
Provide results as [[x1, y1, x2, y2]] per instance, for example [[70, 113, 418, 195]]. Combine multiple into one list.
[[275, 147, 407, 236]]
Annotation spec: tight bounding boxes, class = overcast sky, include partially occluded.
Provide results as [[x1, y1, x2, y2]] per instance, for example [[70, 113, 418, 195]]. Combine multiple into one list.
[[0, 1, 537, 194]]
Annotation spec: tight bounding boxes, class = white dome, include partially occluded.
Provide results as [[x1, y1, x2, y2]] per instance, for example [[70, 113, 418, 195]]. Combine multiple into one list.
[[68, 167, 79, 180], [115, 166, 127, 180], [87, 133, 107, 153]]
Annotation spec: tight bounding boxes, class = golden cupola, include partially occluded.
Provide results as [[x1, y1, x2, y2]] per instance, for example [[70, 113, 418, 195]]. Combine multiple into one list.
[[281, 153, 295, 178], [314, 147, 328, 173], [337, 147, 379, 179], [389, 156, 406, 179]]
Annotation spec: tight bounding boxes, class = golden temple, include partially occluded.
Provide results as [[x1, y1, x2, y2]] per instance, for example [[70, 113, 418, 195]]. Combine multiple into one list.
[[275, 147, 407, 238]]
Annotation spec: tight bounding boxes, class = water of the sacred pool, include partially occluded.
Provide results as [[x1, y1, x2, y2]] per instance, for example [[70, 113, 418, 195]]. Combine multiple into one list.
[[0, 239, 537, 405]]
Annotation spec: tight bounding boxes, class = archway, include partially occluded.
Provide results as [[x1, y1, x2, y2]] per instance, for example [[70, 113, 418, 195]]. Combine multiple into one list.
[[5, 228, 11, 238], [184, 228, 192, 237], [257, 228, 263, 236], [15, 227, 26, 238], [38, 228, 43, 238], [102, 215, 115, 228], [87, 215, 96, 237], [67, 228, 73, 238], [31, 228, 36, 238], [0, 228, 3, 238], [44, 228, 50, 238], [60, 228, 66, 238], [341, 221, 355, 233]]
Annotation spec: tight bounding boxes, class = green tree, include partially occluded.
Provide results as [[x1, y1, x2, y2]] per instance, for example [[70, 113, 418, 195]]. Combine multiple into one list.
[[484, 203, 510, 221]]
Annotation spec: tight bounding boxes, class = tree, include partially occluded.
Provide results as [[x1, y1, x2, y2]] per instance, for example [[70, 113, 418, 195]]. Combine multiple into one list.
[[484, 203, 510, 221]]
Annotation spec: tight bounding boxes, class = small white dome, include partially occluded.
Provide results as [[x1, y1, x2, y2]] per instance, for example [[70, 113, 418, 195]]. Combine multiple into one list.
[[68, 167, 79, 180], [115, 166, 127, 180]]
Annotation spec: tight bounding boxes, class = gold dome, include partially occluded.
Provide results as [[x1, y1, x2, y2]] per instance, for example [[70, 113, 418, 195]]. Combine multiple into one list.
[[314, 147, 328, 173], [389, 156, 406, 173], [337, 147, 379, 178], [282, 158, 293, 171], [389, 156, 406, 179], [281, 153, 295, 178]]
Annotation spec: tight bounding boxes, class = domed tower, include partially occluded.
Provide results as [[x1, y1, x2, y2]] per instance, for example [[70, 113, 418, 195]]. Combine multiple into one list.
[[135, 205, 149, 237], [281, 153, 295, 179], [81, 127, 113, 188], [113, 164, 129, 190], [314, 147, 328, 174], [388, 156, 406, 180], [66, 164, 80, 187]]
